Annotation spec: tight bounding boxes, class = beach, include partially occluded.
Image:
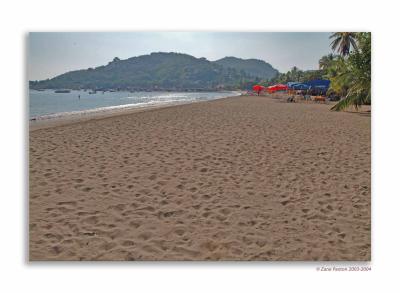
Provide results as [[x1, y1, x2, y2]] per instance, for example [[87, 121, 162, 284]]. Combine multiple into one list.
[[29, 95, 371, 260]]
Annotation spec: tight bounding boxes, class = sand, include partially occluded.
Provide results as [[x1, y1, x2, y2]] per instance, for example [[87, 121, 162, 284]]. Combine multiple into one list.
[[29, 95, 371, 261]]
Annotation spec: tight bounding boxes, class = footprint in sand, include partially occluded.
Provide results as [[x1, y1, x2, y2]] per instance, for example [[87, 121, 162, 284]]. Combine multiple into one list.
[[174, 227, 186, 237], [82, 187, 93, 192], [57, 201, 77, 207], [121, 240, 135, 247], [50, 245, 62, 255], [109, 204, 127, 212], [100, 242, 117, 251], [138, 232, 153, 241], [82, 215, 98, 225], [220, 208, 231, 215]]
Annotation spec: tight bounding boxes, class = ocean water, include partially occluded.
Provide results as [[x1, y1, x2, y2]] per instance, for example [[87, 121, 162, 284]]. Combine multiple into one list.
[[29, 90, 241, 119]]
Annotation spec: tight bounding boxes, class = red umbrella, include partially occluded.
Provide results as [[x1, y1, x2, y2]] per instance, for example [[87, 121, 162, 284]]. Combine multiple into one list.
[[267, 84, 288, 93], [276, 84, 288, 91], [253, 85, 265, 95]]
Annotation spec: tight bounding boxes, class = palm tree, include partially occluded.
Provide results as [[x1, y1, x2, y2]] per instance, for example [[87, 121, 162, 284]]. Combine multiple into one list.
[[331, 33, 371, 111], [289, 66, 301, 81], [329, 32, 358, 56], [319, 54, 336, 70]]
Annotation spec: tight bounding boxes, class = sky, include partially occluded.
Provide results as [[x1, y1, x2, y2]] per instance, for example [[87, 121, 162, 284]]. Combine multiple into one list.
[[28, 32, 333, 80]]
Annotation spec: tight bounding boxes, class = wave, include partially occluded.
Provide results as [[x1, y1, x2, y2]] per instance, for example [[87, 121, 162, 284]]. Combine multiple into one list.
[[30, 91, 242, 121], [124, 93, 189, 100], [31, 99, 195, 121]]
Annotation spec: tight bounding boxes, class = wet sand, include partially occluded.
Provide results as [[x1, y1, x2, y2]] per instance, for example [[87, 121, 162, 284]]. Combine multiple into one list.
[[29, 95, 371, 260]]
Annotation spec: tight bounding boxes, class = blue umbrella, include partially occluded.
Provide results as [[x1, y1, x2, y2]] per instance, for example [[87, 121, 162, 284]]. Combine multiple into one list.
[[292, 83, 311, 90]]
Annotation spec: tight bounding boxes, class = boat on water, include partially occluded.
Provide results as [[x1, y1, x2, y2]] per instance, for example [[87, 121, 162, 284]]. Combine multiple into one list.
[[54, 89, 71, 93]]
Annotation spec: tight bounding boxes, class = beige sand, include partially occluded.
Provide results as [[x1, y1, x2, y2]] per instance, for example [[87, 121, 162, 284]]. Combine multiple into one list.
[[29, 96, 371, 260]]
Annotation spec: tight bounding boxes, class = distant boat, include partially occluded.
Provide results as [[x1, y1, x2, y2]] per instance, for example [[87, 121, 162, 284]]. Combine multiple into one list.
[[54, 89, 71, 93], [88, 90, 97, 94]]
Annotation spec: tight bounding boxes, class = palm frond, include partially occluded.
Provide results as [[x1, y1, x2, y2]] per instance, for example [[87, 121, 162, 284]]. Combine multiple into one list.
[[330, 38, 341, 51], [331, 84, 371, 111], [331, 95, 357, 111], [350, 38, 358, 52], [329, 32, 340, 39]]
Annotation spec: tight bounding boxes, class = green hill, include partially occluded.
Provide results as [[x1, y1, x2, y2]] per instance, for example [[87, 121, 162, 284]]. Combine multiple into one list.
[[214, 56, 279, 80], [29, 52, 278, 91]]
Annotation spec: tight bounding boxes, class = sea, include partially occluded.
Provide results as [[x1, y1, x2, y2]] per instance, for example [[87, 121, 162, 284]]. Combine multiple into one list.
[[29, 90, 241, 120]]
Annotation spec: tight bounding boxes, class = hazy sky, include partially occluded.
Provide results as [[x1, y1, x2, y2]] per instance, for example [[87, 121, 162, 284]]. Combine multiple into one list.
[[28, 32, 333, 80]]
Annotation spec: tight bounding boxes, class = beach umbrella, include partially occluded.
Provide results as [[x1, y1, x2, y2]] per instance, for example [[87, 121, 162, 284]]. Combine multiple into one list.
[[292, 83, 311, 90], [275, 84, 288, 91], [253, 85, 265, 95], [253, 85, 264, 91], [287, 82, 300, 89], [267, 84, 288, 93], [303, 79, 330, 89]]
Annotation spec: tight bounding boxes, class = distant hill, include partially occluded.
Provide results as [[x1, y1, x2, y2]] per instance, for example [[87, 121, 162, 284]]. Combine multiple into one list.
[[29, 52, 278, 91], [214, 57, 279, 80]]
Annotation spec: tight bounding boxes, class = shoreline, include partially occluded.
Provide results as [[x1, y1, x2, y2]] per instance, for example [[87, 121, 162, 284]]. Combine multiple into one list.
[[29, 94, 370, 131], [29, 95, 238, 131]]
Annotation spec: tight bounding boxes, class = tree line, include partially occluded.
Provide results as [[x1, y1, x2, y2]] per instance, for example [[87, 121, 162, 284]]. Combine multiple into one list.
[[260, 32, 371, 111]]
